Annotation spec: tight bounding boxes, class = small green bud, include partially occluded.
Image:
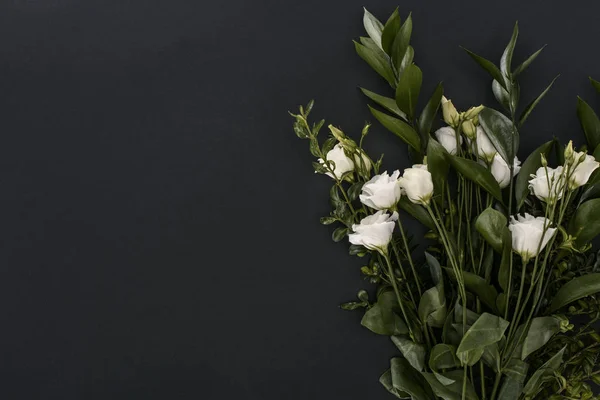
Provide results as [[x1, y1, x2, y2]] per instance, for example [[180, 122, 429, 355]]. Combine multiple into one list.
[[541, 153, 548, 167], [463, 104, 485, 119], [361, 122, 371, 137], [462, 120, 477, 139], [442, 96, 460, 127], [565, 140, 575, 163], [357, 289, 369, 302]]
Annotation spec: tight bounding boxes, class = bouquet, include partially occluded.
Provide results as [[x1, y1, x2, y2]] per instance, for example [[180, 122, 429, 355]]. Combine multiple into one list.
[[290, 7, 600, 400]]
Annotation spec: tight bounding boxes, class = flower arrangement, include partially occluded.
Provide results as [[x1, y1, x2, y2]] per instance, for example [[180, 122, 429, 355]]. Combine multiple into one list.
[[290, 7, 600, 400]]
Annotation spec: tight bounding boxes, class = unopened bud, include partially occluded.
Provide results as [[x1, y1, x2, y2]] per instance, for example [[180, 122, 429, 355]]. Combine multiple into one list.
[[442, 96, 460, 127], [579, 152, 588, 163], [541, 153, 548, 167], [565, 140, 574, 163], [361, 122, 371, 137], [462, 120, 477, 139], [464, 105, 485, 120], [357, 289, 369, 302]]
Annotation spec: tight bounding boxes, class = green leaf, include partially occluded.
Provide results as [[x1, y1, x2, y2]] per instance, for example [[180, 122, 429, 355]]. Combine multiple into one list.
[[354, 41, 396, 87], [481, 342, 501, 372], [519, 75, 559, 126], [360, 88, 407, 120], [397, 197, 435, 229], [591, 76, 600, 93], [568, 198, 600, 246], [577, 97, 600, 151], [395, 64, 422, 119], [398, 46, 415, 78], [500, 22, 518, 80], [521, 316, 562, 360], [362, 8, 384, 50], [445, 268, 498, 312], [548, 273, 600, 312], [392, 336, 426, 371], [497, 358, 528, 400], [475, 207, 508, 253], [369, 106, 421, 151], [391, 14, 412, 73], [381, 8, 401, 55], [498, 228, 512, 292], [421, 370, 479, 400], [478, 107, 518, 164], [579, 180, 600, 205], [379, 369, 411, 399], [513, 45, 546, 76], [447, 156, 504, 204], [429, 344, 460, 371], [418, 286, 447, 328], [332, 227, 347, 242], [514, 140, 555, 210], [418, 83, 444, 148], [492, 80, 510, 112], [427, 138, 450, 202], [522, 346, 566, 397], [456, 313, 509, 366], [462, 47, 508, 90], [390, 357, 435, 400]]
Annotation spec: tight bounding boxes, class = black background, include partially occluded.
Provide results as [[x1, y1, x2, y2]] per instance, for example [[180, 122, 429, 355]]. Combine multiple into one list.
[[1, 0, 600, 399]]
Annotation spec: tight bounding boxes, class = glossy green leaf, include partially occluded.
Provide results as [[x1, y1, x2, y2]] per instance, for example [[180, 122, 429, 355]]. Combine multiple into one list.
[[381, 8, 401, 55], [579, 181, 600, 205], [497, 358, 528, 400], [418, 83, 444, 149], [522, 346, 566, 397], [456, 313, 509, 366], [462, 47, 507, 90], [418, 286, 446, 328], [362, 8, 384, 50], [492, 80, 510, 112], [447, 156, 504, 203], [392, 336, 426, 371], [568, 198, 600, 246], [429, 344, 460, 370], [369, 106, 420, 151], [521, 316, 562, 360], [354, 41, 396, 87], [421, 370, 479, 400], [475, 207, 507, 253], [548, 273, 600, 312], [500, 22, 518, 80], [577, 97, 600, 151], [398, 46, 415, 78], [395, 64, 422, 119], [360, 88, 407, 120], [391, 14, 412, 73], [445, 269, 498, 312], [332, 227, 347, 242], [513, 45, 546, 76], [514, 140, 554, 210], [379, 369, 411, 399], [427, 138, 450, 202], [519, 75, 559, 126], [591, 76, 600, 93], [390, 357, 435, 400], [478, 107, 517, 164], [498, 228, 512, 292], [397, 197, 435, 229]]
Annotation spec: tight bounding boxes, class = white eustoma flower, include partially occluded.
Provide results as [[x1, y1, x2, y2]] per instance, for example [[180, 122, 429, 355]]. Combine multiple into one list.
[[349, 211, 398, 253], [489, 154, 521, 189], [318, 144, 354, 179], [398, 165, 434, 205], [569, 152, 600, 189], [359, 170, 402, 210], [435, 126, 463, 155], [469, 126, 497, 163], [508, 213, 556, 263], [528, 166, 565, 204]]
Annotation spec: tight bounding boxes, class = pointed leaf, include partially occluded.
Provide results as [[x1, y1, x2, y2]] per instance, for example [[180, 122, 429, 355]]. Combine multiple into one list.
[[515, 140, 555, 210], [577, 97, 600, 151], [395, 64, 422, 119], [381, 8, 401, 55], [513, 45, 546, 76], [427, 138, 450, 202], [521, 316, 562, 360], [445, 268, 498, 312], [369, 106, 421, 151], [448, 156, 504, 203], [522, 346, 566, 397], [391, 15, 412, 72], [418, 83, 444, 146], [456, 313, 509, 366], [548, 273, 600, 312], [500, 22, 518, 79], [397, 197, 435, 229], [429, 344, 460, 370], [568, 198, 600, 246], [591, 76, 600, 93], [519, 75, 559, 126], [492, 80, 510, 111], [354, 41, 396, 87], [362, 8, 384, 50], [462, 47, 507, 90], [390, 357, 435, 400], [392, 336, 426, 371], [475, 207, 508, 253], [360, 87, 407, 120], [497, 359, 528, 400], [478, 107, 518, 164], [380, 369, 411, 399]]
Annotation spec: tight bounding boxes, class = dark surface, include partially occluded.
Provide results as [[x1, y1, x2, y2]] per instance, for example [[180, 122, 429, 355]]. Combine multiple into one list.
[[1, 0, 600, 399]]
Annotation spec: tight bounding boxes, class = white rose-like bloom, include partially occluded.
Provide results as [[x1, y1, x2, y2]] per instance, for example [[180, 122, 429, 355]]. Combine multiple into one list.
[[469, 126, 497, 163], [435, 126, 463, 155], [508, 213, 556, 263], [569, 152, 600, 189], [349, 211, 398, 253], [398, 165, 434, 205], [318, 144, 354, 179], [528, 166, 565, 204], [488, 154, 521, 189], [359, 170, 402, 210]]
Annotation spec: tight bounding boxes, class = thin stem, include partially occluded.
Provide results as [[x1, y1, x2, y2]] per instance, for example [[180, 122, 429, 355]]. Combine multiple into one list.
[[382, 253, 415, 340], [396, 218, 423, 296]]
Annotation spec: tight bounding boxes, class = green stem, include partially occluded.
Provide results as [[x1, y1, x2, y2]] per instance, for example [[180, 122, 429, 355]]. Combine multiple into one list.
[[382, 253, 415, 340], [396, 218, 423, 296], [490, 372, 502, 400]]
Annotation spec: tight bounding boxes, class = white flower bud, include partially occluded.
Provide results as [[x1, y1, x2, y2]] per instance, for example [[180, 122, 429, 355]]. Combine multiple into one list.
[[508, 213, 557, 263], [569, 152, 600, 189], [349, 211, 398, 254], [318, 143, 354, 179], [488, 154, 521, 189], [463, 105, 485, 120], [398, 165, 434, 205], [564, 140, 574, 164], [359, 170, 402, 210], [442, 96, 460, 127], [469, 126, 497, 163], [528, 166, 565, 204], [434, 126, 462, 155]]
